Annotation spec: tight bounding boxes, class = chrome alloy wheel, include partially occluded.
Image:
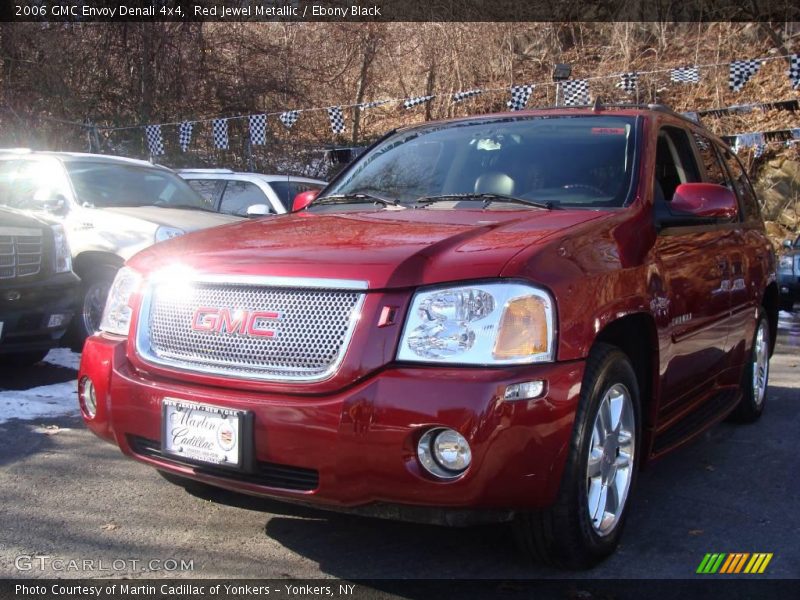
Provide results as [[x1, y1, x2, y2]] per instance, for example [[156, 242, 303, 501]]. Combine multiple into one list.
[[752, 319, 769, 408], [586, 383, 635, 537]]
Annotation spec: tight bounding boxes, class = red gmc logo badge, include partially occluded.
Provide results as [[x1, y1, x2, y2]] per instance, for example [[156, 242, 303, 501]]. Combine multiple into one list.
[[191, 308, 280, 337]]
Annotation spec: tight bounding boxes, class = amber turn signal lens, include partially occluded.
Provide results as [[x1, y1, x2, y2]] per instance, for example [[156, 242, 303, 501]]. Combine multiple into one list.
[[493, 296, 549, 359]]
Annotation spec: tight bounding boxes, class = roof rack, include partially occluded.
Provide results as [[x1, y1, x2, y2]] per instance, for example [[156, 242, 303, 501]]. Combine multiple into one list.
[[579, 100, 698, 124]]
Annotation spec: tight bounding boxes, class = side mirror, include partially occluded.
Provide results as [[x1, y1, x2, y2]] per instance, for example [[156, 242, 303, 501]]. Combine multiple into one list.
[[43, 194, 68, 215], [292, 189, 319, 212], [245, 203, 270, 217], [784, 239, 793, 249], [670, 183, 738, 219]]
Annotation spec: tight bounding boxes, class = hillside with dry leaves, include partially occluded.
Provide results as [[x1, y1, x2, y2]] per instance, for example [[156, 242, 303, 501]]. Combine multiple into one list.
[[1, 22, 798, 241]]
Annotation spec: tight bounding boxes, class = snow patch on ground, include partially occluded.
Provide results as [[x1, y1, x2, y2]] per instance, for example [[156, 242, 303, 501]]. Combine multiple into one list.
[[42, 348, 81, 370], [0, 380, 79, 424], [0, 348, 81, 423]]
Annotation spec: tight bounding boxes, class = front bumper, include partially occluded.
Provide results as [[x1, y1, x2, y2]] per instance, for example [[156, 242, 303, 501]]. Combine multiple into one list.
[[0, 272, 80, 354], [79, 334, 585, 513]]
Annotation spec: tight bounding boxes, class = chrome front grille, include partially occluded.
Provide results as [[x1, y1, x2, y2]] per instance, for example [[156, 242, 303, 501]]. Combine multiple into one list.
[[136, 277, 367, 382], [0, 227, 43, 280]]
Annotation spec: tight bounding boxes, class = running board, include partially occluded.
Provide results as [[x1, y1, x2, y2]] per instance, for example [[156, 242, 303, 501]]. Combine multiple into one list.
[[651, 388, 740, 455]]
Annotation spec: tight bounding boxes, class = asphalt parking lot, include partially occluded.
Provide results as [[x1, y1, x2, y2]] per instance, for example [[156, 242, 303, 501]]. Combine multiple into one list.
[[0, 312, 798, 581]]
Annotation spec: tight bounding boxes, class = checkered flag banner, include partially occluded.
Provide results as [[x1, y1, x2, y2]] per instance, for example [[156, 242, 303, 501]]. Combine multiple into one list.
[[327, 106, 346, 134], [212, 119, 228, 150], [249, 114, 267, 145], [734, 132, 766, 157], [279, 110, 299, 129], [143, 125, 164, 156], [670, 66, 700, 84], [562, 79, 590, 106], [358, 100, 390, 110], [452, 89, 483, 103], [507, 84, 534, 111], [403, 95, 435, 109], [616, 72, 638, 94], [788, 54, 800, 90], [729, 59, 762, 92], [178, 121, 193, 152]]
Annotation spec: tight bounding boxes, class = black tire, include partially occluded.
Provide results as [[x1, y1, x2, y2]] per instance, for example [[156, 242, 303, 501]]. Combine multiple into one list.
[[779, 298, 794, 313], [0, 350, 49, 367], [729, 309, 769, 423], [66, 264, 119, 351], [514, 343, 641, 569]]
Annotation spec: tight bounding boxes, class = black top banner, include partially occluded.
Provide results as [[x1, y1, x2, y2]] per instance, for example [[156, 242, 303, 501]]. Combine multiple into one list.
[[2, 0, 800, 23]]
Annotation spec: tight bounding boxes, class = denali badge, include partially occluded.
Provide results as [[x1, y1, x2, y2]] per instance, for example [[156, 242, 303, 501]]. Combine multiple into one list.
[[191, 308, 280, 337]]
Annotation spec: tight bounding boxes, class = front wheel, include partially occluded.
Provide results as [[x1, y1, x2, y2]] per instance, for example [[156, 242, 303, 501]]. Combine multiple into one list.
[[67, 264, 118, 351], [514, 343, 641, 569], [730, 310, 770, 423]]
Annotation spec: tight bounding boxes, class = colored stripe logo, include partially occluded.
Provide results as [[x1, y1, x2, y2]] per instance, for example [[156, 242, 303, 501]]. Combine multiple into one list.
[[697, 553, 773, 574]]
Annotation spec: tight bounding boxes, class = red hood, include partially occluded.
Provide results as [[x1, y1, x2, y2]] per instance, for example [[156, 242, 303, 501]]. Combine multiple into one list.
[[128, 208, 607, 289]]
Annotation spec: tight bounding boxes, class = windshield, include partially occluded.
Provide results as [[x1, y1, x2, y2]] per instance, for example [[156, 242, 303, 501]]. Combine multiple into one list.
[[323, 115, 638, 208], [65, 162, 210, 209]]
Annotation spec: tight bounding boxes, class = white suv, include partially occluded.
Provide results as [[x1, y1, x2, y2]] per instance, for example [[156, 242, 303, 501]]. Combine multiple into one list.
[[178, 169, 325, 217], [0, 151, 242, 346]]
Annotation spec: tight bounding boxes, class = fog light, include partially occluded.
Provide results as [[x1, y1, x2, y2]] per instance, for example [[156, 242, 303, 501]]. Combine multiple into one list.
[[79, 376, 97, 419], [417, 428, 471, 479], [504, 380, 545, 401]]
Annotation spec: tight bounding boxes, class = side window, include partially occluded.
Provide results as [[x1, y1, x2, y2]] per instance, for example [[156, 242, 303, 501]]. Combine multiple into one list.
[[654, 126, 701, 202], [186, 179, 226, 208], [692, 133, 730, 187], [219, 181, 273, 217], [0, 159, 70, 210], [719, 147, 761, 223]]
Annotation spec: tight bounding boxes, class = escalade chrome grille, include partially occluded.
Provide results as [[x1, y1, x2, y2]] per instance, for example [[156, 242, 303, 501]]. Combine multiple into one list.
[[0, 228, 43, 280], [136, 277, 366, 382]]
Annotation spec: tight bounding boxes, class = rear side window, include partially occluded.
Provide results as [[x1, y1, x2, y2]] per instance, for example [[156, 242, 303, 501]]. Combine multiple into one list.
[[219, 181, 272, 216], [719, 148, 762, 223]]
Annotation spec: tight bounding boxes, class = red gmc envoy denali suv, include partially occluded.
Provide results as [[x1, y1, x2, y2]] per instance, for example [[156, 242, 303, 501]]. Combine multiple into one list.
[[79, 105, 778, 568]]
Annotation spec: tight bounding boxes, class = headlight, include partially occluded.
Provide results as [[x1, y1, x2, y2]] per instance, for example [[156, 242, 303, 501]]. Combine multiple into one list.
[[397, 282, 555, 365], [51, 224, 72, 274], [99, 267, 142, 336], [779, 255, 793, 270], [155, 226, 185, 243]]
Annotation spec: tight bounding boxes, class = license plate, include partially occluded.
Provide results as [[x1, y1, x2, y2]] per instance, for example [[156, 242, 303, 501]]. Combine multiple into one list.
[[162, 399, 245, 468]]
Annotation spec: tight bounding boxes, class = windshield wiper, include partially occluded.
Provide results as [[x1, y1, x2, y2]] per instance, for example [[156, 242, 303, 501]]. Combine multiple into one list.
[[416, 193, 553, 210], [313, 193, 401, 207]]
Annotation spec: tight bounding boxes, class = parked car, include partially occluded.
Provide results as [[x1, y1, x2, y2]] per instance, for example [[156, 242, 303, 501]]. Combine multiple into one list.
[[0, 151, 242, 346], [79, 105, 777, 569], [778, 235, 799, 311], [0, 206, 79, 366], [177, 169, 325, 217]]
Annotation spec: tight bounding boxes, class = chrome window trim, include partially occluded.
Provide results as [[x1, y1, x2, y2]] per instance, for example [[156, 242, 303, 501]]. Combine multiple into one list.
[[135, 275, 368, 383]]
